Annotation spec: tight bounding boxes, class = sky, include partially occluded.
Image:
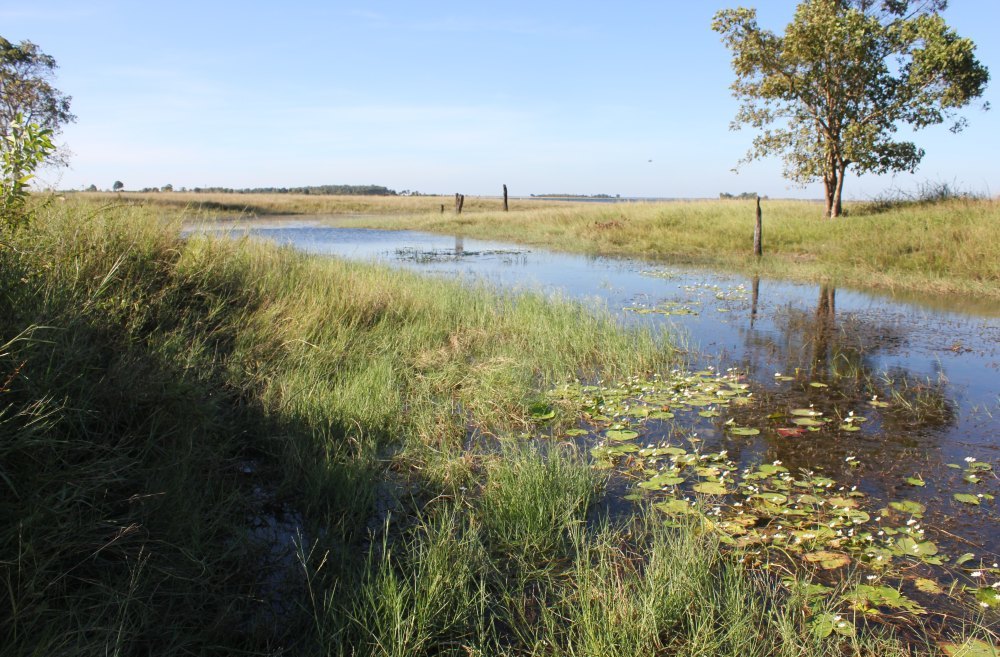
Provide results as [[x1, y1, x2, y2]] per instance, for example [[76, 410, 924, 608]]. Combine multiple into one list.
[[5, 1, 1000, 199]]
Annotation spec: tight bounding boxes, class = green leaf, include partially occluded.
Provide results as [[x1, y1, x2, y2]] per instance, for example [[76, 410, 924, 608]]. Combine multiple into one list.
[[940, 639, 999, 657], [905, 477, 925, 487], [803, 550, 850, 570], [955, 552, 976, 566], [975, 587, 1000, 608], [810, 612, 855, 638], [889, 500, 926, 516], [694, 481, 729, 495], [954, 493, 980, 506], [605, 429, 639, 442], [914, 578, 944, 595], [895, 537, 938, 557]]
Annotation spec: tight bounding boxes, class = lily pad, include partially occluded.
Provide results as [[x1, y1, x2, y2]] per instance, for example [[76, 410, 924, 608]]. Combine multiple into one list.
[[639, 474, 686, 490], [954, 493, 980, 506], [529, 403, 555, 420], [940, 640, 998, 657], [811, 612, 855, 638], [728, 427, 760, 436], [694, 481, 729, 495], [793, 417, 825, 427], [895, 537, 939, 557], [803, 550, 851, 570], [914, 578, 944, 595], [846, 584, 925, 615], [889, 500, 926, 516], [564, 428, 589, 437], [605, 429, 639, 442], [655, 499, 698, 516], [752, 492, 788, 504], [905, 477, 926, 487]]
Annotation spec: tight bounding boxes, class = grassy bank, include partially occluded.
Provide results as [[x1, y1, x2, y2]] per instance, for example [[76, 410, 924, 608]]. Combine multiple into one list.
[[332, 197, 1000, 303], [2, 202, 992, 655]]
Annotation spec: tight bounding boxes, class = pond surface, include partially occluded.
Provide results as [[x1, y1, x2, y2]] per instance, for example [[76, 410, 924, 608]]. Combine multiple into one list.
[[188, 218, 1000, 612]]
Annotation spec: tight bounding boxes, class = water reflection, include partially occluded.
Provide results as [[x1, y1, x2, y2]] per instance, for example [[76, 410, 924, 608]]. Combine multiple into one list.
[[185, 221, 999, 555]]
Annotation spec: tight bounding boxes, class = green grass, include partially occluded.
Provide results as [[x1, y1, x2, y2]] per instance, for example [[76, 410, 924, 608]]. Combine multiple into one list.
[[2, 200, 993, 655], [66, 190, 578, 217]]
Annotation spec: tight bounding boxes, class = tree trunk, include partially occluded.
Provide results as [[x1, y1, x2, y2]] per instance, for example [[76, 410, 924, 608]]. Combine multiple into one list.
[[823, 171, 837, 219], [502, 184, 508, 211], [832, 164, 847, 218]]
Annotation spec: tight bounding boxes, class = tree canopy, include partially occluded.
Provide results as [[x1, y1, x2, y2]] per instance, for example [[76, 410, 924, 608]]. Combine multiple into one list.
[[0, 36, 74, 165], [712, 0, 989, 217]]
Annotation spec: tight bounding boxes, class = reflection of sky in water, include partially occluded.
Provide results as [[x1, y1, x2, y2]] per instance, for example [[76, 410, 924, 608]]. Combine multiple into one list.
[[193, 221, 1000, 415], [187, 220, 1000, 555]]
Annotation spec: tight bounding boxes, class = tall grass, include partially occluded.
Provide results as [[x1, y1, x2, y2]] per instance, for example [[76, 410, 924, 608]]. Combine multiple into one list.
[[2, 200, 985, 654], [0, 200, 669, 654]]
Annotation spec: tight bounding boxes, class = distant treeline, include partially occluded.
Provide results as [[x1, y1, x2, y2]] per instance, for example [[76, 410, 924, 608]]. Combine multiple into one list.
[[187, 184, 398, 195], [96, 184, 400, 195], [719, 192, 763, 200], [531, 193, 620, 199]]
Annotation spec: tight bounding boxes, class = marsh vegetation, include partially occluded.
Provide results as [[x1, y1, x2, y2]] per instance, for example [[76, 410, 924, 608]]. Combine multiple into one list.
[[2, 195, 996, 655]]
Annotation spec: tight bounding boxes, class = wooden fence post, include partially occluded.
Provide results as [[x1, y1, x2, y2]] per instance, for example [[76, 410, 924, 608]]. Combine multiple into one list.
[[753, 196, 763, 257], [503, 184, 509, 211]]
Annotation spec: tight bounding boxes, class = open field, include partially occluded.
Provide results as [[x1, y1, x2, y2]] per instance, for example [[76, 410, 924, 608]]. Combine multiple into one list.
[[63, 191, 1000, 302], [4, 201, 994, 654], [71, 190, 581, 216]]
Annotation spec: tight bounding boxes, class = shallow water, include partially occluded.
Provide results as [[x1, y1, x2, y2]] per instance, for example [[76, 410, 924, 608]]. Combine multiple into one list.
[[187, 218, 1000, 568]]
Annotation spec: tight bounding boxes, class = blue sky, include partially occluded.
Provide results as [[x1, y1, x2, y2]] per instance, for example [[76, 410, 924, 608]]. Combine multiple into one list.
[[5, 1, 999, 199]]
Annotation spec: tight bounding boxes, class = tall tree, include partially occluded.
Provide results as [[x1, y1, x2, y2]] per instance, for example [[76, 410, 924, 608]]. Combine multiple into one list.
[[0, 36, 74, 165], [712, 0, 988, 217]]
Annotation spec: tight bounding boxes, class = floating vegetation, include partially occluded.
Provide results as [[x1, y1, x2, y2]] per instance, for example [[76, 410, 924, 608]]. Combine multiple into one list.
[[393, 246, 526, 263], [638, 267, 679, 279], [623, 301, 699, 316], [542, 369, 1000, 629]]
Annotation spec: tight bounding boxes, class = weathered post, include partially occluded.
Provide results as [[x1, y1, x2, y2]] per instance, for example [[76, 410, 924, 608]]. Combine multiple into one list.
[[753, 196, 763, 257], [458, 194, 465, 214], [455, 193, 461, 213], [502, 184, 509, 211], [440, 204, 445, 213]]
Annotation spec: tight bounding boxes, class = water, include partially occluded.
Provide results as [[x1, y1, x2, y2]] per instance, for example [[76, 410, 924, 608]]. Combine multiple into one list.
[[187, 218, 1000, 569]]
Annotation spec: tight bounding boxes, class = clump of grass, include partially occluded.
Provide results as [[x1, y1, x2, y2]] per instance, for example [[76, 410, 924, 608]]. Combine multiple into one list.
[[479, 443, 598, 562]]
